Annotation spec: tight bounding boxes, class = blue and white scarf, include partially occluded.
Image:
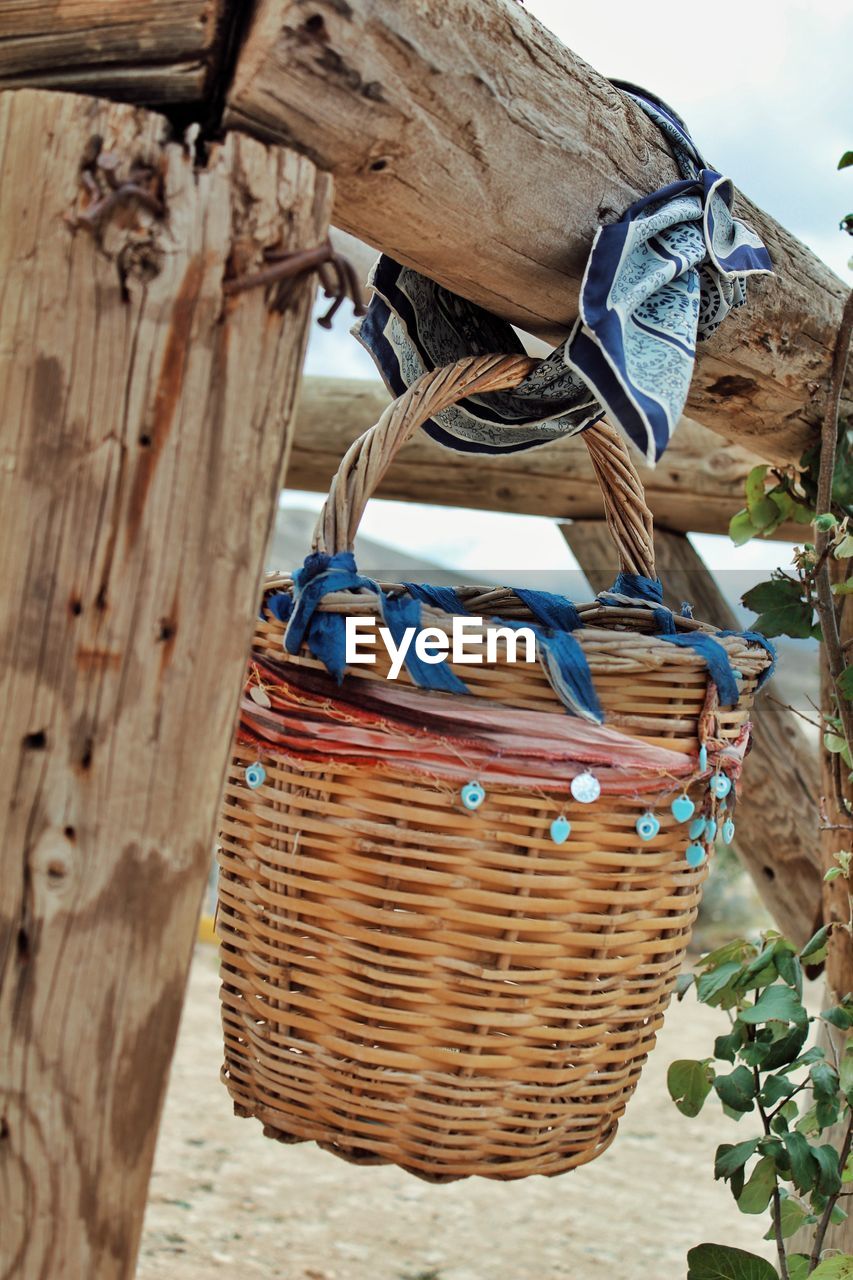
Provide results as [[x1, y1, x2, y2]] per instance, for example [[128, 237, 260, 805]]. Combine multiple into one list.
[[353, 83, 773, 465]]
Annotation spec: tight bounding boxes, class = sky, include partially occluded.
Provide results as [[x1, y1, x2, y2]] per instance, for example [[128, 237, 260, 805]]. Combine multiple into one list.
[[291, 0, 851, 581]]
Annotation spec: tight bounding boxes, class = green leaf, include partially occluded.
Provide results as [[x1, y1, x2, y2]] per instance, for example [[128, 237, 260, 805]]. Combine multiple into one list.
[[763, 1197, 809, 1240], [716, 1028, 745, 1063], [812, 1062, 842, 1128], [796, 1105, 821, 1137], [750, 496, 782, 530], [839, 151, 853, 170], [838, 666, 853, 699], [816, 513, 839, 531], [769, 491, 795, 522], [714, 1065, 757, 1114], [763, 1023, 809, 1072], [813, 1143, 843, 1196], [812, 1061, 841, 1100], [801, 925, 830, 965], [722, 509, 758, 545], [701, 939, 756, 969], [761, 1073, 796, 1107], [686, 1242, 779, 1280], [822, 1005, 853, 1030], [698, 961, 745, 1005], [752, 598, 816, 639], [776, 949, 804, 996], [834, 534, 853, 560], [809, 1256, 853, 1278], [840, 1043, 853, 1101], [831, 580, 853, 596], [738, 1156, 777, 1213], [668, 1058, 715, 1117], [740, 986, 808, 1027], [825, 866, 846, 883], [783, 1131, 818, 1193], [675, 971, 695, 1000], [787, 1256, 810, 1280], [746, 465, 769, 510], [730, 509, 759, 547], [715, 1138, 761, 1180]]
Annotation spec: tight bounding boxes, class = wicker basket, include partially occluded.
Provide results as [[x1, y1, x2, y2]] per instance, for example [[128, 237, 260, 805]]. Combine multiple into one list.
[[217, 354, 772, 1182]]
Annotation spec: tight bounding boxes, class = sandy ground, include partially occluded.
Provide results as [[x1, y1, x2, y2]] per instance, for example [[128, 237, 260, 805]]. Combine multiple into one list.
[[137, 945, 782, 1280]]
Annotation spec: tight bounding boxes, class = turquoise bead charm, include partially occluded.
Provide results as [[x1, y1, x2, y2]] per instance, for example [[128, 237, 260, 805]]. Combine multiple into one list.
[[705, 818, 718, 842], [550, 815, 571, 845], [688, 816, 706, 840], [709, 772, 732, 799], [686, 842, 707, 868], [570, 771, 601, 804], [635, 812, 660, 842], [699, 745, 708, 771], [245, 762, 266, 789], [722, 819, 736, 845], [461, 781, 486, 811], [671, 794, 695, 823]]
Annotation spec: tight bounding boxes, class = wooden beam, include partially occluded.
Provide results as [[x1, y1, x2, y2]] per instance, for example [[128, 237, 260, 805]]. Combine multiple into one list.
[[0, 89, 331, 1277], [289, 376, 800, 539], [0, 1, 229, 104], [561, 521, 821, 947], [225, 0, 851, 464]]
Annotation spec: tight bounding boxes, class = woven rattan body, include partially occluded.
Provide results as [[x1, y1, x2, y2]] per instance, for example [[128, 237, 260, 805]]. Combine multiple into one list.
[[217, 355, 771, 1182]]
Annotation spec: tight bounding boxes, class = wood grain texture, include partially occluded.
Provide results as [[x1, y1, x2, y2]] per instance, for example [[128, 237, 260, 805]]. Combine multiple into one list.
[[0, 0, 227, 102], [0, 88, 331, 1279], [225, 0, 851, 463], [821, 562, 853, 1001], [562, 521, 822, 947], [289, 376, 800, 539]]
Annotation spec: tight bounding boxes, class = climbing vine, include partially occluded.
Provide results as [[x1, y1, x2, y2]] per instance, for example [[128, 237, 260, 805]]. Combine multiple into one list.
[[670, 931, 853, 1279]]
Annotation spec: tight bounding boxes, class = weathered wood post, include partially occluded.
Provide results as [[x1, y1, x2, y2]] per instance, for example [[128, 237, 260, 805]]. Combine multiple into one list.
[[0, 88, 331, 1279], [562, 520, 823, 946]]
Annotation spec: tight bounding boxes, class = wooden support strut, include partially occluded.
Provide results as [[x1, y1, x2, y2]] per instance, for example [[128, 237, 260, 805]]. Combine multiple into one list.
[[288, 375, 801, 540], [0, 88, 331, 1279], [223, 0, 851, 464], [562, 520, 822, 947]]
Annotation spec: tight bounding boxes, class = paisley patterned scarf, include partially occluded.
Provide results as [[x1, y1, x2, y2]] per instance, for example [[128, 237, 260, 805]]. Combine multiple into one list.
[[353, 82, 773, 465]]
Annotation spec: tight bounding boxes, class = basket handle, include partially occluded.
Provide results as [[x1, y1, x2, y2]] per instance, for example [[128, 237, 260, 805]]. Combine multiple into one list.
[[311, 354, 656, 579]]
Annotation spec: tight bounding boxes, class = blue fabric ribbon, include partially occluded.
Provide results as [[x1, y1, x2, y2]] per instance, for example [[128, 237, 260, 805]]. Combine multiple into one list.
[[513, 587, 582, 632], [720, 628, 778, 688], [658, 632, 741, 705], [352, 83, 772, 464], [402, 582, 470, 615], [380, 592, 470, 694]]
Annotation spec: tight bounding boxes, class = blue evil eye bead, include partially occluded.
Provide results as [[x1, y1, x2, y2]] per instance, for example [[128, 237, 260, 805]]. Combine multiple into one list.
[[698, 745, 708, 771], [688, 816, 706, 840], [686, 842, 707, 868], [461, 781, 486, 811], [550, 815, 571, 845], [670, 794, 695, 823], [709, 772, 732, 799], [635, 812, 660, 842], [705, 818, 718, 842], [245, 762, 266, 789], [570, 771, 601, 804], [722, 819, 736, 845]]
